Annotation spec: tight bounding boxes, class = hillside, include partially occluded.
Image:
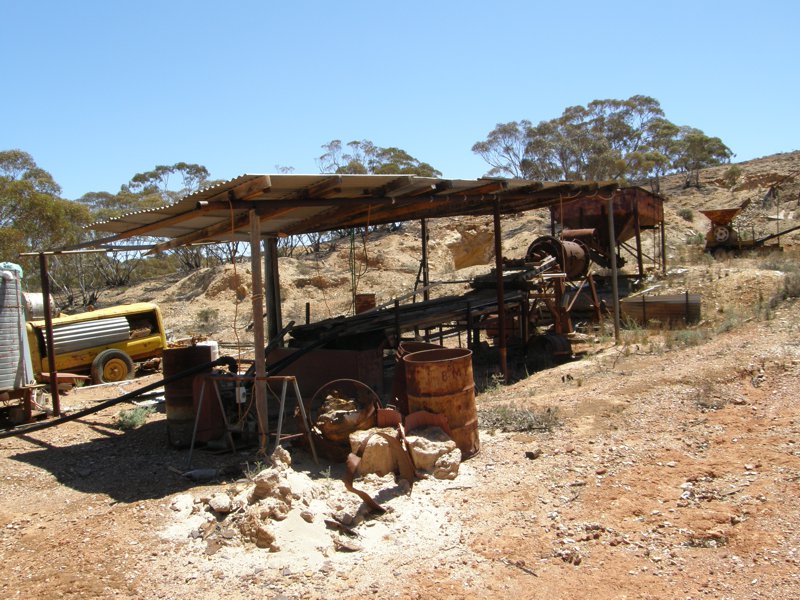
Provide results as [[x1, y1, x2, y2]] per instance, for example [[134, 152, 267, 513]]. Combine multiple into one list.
[[100, 150, 800, 347], [1, 152, 799, 599]]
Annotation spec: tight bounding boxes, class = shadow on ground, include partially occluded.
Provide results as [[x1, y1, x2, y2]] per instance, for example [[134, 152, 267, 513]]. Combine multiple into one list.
[[7, 418, 249, 503]]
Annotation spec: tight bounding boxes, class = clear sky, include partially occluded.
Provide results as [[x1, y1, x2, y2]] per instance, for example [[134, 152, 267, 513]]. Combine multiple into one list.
[[3, 0, 798, 200]]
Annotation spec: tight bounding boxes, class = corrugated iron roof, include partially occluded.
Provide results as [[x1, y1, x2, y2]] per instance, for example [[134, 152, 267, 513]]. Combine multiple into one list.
[[75, 173, 625, 252]]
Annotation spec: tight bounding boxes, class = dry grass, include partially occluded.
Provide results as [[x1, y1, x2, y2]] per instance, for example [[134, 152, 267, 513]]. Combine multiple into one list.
[[478, 404, 560, 432]]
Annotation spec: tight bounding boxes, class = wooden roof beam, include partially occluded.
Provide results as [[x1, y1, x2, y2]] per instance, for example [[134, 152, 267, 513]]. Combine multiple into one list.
[[438, 180, 508, 197], [299, 175, 343, 200], [64, 202, 251, 251], [147, 205, 291, 254], [373, 176, 438, 199], [205, 175, 272, 203]]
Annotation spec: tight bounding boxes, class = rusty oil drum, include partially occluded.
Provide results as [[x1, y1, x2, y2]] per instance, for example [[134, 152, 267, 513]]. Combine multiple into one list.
[[163, 345, 213, 447], [392, 341, 443, 415], [403, 348, 479, 459]]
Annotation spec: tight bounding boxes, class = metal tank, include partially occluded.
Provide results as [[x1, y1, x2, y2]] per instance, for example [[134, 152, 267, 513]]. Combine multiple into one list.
[[0, 270, 34, 391], [49, 317, 130, 354], [22, 292, 56, 320], [163, 345, 214, 448]]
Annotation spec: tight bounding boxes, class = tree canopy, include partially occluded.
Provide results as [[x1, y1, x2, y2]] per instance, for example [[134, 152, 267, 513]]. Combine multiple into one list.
[[78, 162, 211, 222], [0, 150, 90, 262], [317, 140, 442, 177], [472, 95, 733, 190]]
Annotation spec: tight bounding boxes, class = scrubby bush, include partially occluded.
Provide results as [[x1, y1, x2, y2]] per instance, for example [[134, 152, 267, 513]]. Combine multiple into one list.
[[116, 407, 154, 430]]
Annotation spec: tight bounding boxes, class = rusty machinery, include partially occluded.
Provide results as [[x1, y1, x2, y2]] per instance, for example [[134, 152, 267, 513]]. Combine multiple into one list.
[[701, 206, 800, 256], [550, 187, 666, 278], [472, 233, 601, 364]]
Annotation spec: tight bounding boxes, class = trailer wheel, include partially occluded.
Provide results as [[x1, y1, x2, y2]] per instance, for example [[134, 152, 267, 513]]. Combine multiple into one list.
[[91, 349, 135, 383]]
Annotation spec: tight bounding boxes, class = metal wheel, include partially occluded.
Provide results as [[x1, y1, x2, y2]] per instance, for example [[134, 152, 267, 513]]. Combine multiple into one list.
[[91, 349, 135, 383], [714, 226, 730, 243]]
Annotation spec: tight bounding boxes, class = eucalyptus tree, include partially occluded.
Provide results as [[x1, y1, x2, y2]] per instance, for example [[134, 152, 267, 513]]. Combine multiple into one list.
[[472, 95, 732, 189]]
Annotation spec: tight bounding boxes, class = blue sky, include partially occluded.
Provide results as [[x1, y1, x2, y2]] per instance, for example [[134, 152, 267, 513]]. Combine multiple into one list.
[[3, 0, 798, 200]]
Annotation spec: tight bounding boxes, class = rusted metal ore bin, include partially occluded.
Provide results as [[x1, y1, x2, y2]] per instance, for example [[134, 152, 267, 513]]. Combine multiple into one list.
[[403, 348, 479, 459], [163, 345, 213, 447]]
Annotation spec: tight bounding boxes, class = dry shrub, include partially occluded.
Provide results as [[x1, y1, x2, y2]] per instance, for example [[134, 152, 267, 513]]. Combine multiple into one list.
[[116, 407, 154, 430], [478, 405, 560, 432], [295, 275, 348, 290], [207, 271, 247, 298], [354, 249, 385, 270]]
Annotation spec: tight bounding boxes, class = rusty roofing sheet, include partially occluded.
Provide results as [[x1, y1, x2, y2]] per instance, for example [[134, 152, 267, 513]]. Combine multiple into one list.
[[74, 174, 631, 251]]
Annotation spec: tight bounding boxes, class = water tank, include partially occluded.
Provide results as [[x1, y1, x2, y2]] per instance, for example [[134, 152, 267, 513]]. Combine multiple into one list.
[[0, 270, 34, 391]]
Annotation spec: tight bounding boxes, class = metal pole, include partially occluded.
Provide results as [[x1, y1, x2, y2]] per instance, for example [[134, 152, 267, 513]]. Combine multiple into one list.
[[633, 195, 644, 279], [38, 253, 60, 416], [421, 218, 431, 342], [607, 197, 621, 343], [421, 219, 430, 302], [264, 237, 282, 345], [249, 212, 269, 451], [492, 202, 508, 381], [660, 216, 667, 275]]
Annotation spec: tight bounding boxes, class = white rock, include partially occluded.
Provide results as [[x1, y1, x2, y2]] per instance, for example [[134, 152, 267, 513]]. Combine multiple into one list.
[[433, 448, 461, 480], [271, 446, 292, 469], [407, 427, 457, 472], [349, 428, 398, 476], [170, 494, 195, 518], [209, 493, 233, 514], [300, 509, 315, 523]]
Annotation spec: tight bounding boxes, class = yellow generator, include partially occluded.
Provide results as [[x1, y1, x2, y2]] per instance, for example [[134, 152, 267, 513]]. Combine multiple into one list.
[[26, 302, 167, 384]]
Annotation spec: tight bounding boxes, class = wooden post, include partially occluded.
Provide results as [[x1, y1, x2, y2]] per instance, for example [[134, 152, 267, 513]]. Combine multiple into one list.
[[305, 302, 310, 325], [421, 219, 430, 302], [685, 290, 690, 324], [642, 295, 647, 324], [466, 303, 473, 349], [588, 273, 602, 324], [521, 290, 530, 344], [607, 197, 621, 343], [492, 202, 508, 381], [250, 212, 268, 451], [38, 253, 60, 416]]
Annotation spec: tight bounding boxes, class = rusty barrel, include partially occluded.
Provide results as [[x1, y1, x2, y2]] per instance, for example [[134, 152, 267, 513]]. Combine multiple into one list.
[[403, 348, 479, 459], [392, 341, 442, 415], [163, 345, 213, 447], [354, 293, 376, 314]]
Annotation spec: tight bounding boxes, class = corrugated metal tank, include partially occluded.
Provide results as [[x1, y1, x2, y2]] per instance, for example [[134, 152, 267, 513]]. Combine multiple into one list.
[[0, 270, 34, 391], [50, 317, 131, 354]]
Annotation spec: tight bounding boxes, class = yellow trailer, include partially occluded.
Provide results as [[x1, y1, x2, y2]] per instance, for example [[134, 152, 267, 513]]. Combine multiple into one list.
[[26, 302, 168, 383]]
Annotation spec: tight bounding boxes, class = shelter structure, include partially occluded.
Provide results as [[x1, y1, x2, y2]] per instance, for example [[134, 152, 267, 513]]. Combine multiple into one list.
[[47, 174, 664, 445]]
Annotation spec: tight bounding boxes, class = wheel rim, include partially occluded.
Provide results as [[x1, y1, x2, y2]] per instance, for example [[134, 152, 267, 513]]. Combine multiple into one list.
[[103, 358, 129, 382]]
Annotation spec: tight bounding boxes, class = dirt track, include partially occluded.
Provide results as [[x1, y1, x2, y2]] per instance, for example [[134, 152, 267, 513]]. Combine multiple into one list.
[[1, 294, 799, 599]]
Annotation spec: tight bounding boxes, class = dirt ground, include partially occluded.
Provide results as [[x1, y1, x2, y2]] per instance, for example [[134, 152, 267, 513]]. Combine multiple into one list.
[[2, 269, 799, 599], [2, 154, 800, 599]]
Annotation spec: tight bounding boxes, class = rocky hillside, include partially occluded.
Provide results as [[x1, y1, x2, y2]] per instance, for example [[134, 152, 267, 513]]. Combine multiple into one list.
[[101, 151, 800, 344]]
